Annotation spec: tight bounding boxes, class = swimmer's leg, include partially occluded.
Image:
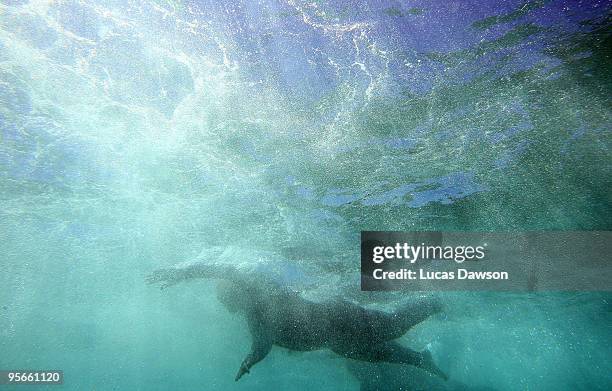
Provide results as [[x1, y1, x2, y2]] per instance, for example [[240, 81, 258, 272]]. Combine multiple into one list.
[[333, 341, 448, 381], [382, 297, 443, 340], [333, 297, 442, 344], [397, 296, 443, 326]]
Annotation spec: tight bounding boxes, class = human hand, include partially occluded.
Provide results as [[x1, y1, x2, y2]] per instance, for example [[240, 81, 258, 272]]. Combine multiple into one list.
[[145, 267, 187, 290], [235, 361, 250, 381]]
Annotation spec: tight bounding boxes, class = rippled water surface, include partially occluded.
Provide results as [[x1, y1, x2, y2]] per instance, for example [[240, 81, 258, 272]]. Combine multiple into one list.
[[0, 1, 610, 390]]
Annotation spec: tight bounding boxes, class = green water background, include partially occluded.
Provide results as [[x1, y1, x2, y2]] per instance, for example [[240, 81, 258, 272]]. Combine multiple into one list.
[[0, 0, 610, 390]]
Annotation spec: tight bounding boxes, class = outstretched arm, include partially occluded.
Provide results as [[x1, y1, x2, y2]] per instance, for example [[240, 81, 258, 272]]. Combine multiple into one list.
[[145, 261, 245, 289], [235, 309, 273, 381]]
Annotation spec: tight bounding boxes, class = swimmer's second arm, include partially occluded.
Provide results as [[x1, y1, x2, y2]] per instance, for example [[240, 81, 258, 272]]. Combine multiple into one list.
[[145, 261, 239, 289], [235, 341, 272, 381], [235, 312, 273, 381]]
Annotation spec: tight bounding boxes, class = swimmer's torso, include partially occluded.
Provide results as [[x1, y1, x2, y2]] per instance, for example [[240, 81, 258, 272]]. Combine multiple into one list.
[[246, 290, 385, 351]]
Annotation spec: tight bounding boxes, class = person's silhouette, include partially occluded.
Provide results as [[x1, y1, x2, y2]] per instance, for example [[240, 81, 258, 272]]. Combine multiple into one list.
[[146, 260, 447, 382]]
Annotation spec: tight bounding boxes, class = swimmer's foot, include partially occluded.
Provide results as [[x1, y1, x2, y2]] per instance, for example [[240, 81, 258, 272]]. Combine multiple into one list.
[[420, 349, 448, 381]]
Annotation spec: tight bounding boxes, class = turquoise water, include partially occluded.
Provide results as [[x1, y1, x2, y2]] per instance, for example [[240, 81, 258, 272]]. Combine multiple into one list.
[[1, 0, 611, 390]]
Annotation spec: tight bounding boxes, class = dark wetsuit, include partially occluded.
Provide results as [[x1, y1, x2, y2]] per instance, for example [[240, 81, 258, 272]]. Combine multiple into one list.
[[146, 261, 447, 381], [235, 283, 445, 380]]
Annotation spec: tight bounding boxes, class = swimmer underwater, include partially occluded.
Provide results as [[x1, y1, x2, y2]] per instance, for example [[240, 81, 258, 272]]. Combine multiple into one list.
[[146, 259, 448, 382]]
